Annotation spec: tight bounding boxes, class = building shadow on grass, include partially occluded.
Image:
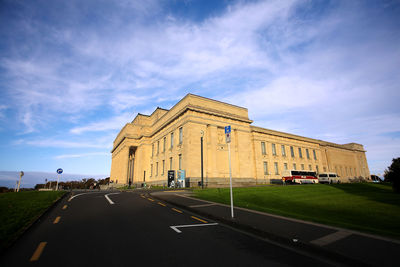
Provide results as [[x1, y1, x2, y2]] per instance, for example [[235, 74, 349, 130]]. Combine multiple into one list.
[[325, 182, 400, 206]]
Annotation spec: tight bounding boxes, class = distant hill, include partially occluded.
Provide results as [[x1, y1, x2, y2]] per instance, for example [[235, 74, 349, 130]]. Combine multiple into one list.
[[0, 171, 107, 189]]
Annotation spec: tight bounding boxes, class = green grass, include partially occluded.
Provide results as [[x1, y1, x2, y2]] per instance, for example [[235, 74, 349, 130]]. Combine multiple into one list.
[[194, 183, 400, 239], [0, 191, 66, 251]]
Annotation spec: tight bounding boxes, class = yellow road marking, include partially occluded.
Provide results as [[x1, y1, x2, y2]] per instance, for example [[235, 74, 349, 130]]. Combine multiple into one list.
[[30, 242, 47, 262], [172, 208, 183, 213], [53, 216, 61, 224], [62, 205, 67, 210], [191, 216, 208, 223], [147, 198, 155, 202], [158, 202, 166, 207]]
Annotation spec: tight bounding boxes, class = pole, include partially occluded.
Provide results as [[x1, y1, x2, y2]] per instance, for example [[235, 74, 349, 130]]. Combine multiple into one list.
[[201, 135, 204, 189], [56, 173, 60, 191], [228, 142, 234, 218], [17, 172, 23, 192]]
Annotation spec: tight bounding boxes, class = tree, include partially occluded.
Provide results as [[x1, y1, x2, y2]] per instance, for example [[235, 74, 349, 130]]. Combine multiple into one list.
[[384, 157, 400, 193]]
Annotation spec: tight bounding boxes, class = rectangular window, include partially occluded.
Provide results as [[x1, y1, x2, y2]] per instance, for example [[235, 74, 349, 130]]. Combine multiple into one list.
[[261, 142, 266, 155], [272, 143, 276, 156], [179, 154, 182, 170], [301, 164, 305, 170], [263, 162, 268, 175], [298, 148, 303, 158], [290, 146, 295, 157], [309, 164, 312, 170], [170, 157, 173, 170], [281, 145, 286, 157], [274, 162, 279, 175], [156, 162, 158, 176], [150, 164, 153, 177], [284, 163, 288, 170], [170, 132, 174, 149], [323, 166, 327, 172], [163, 137, 166, 152], [162, 160, 165, 175], [293, 163, 297, 170], [157, 140, 160, 154], [179, 127, 183, 144], [152, 144, 154, 157], [313, 149, 317, 160], [316, 165, 319, 173], [306, 149, 310, 159]]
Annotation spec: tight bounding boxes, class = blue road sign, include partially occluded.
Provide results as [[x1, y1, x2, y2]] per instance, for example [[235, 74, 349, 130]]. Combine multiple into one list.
[[225, 125, 231, 134], [57, 168, 63, 174]]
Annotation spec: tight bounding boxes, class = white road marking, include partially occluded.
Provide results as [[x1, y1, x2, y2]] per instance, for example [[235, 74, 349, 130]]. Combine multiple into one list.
[[171, 193, 400, 245], [189, 203, 218, 208], [170, 223, 219, 233], [68, 192, 104, 202], [310, 231, 352, 246], [105, 193, 120, 205]]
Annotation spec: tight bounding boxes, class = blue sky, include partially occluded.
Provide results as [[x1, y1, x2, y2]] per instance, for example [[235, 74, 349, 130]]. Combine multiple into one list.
[[0, 0, 399, 187]]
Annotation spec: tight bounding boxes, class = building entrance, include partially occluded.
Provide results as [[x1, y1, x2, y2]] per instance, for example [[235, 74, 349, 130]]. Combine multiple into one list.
[[127, 147, 137, 184]]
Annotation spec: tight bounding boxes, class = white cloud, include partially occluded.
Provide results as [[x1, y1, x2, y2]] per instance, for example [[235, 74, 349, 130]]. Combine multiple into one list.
[[55, 152, 109, 159], [70, 112, 134, 134], [15, 138, 111, 149], [0, 105, 7, 119]]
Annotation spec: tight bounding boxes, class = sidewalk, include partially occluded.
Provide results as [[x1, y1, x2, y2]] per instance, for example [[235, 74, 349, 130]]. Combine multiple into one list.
[[151, 190, 399, 267]]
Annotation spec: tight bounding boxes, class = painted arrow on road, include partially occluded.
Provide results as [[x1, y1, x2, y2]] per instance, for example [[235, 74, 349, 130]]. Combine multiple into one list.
[[170, 223, 218, 233]]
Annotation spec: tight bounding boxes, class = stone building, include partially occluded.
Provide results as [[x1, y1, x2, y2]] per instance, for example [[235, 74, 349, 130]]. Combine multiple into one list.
[[110, 94, 370, 187]]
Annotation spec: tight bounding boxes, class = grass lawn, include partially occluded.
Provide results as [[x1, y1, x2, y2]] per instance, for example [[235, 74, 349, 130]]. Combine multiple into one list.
[[0, 191, 66, 252], [193, 183, 400, 239]]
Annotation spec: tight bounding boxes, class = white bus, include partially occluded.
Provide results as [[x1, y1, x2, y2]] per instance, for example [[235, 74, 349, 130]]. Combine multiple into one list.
[[282, 170, 318, 184]]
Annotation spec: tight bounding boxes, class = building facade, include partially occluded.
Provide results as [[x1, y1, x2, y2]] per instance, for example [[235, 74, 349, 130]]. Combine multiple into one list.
[[110, 94, 370, 187]]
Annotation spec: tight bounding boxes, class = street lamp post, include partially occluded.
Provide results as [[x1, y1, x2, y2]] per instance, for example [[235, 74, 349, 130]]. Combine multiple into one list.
[[200, 130, 204, 189]]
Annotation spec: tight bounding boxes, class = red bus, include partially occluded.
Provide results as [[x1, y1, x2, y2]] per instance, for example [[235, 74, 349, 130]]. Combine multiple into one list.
[[282, 170, 318, 184]]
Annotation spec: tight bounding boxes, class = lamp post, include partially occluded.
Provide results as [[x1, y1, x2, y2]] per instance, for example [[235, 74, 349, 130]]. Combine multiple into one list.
[[200, 130, 204, 189]]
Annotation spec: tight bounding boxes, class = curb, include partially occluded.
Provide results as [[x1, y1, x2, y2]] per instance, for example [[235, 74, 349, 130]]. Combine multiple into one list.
[[151, 192, 374, 267], [0, 191, 70, 256]]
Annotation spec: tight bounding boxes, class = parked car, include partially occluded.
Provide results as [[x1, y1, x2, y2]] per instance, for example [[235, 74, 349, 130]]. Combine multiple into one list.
[[318, 173, 340, 184]]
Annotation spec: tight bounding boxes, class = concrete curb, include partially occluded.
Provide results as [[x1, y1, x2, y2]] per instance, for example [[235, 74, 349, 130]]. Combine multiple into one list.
[[151, 192, 374, 267], [0, 191, 70, 256]]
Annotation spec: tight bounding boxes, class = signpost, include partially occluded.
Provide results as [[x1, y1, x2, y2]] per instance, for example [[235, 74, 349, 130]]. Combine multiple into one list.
[[17, 171, 24, 192], [225, 126, 234, 218], [56, 168, 63, 191]]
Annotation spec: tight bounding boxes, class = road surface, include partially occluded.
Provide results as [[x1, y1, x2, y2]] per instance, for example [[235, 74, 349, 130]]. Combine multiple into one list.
[[1, 190, 334, 266]]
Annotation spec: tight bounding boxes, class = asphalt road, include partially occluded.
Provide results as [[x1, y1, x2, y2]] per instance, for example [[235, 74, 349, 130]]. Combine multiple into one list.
[[1, 190, 334, 266]]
